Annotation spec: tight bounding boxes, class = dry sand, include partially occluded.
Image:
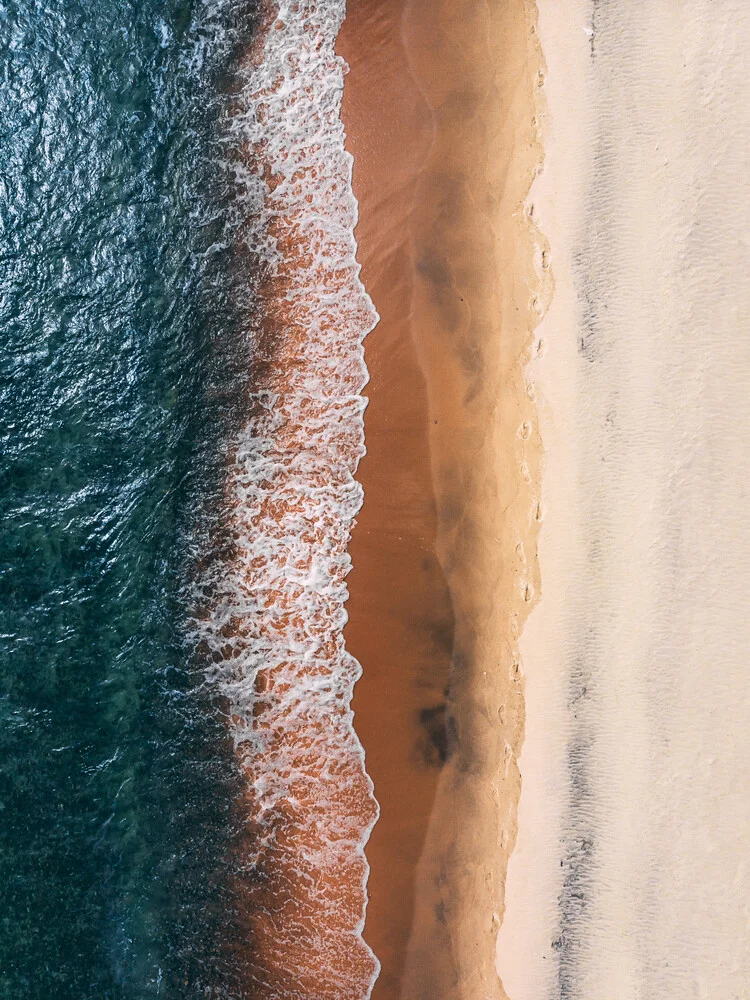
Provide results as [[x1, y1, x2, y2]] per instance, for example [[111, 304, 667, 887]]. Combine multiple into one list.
[[499, 2, 750, 998], [339, 1, 546, 996]]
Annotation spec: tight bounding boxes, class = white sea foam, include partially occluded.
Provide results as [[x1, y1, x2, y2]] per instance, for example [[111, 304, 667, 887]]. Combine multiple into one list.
[[191, 1, 380, 994]]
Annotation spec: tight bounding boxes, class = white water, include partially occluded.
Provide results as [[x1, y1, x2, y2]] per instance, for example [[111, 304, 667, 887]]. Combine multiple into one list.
[[192, 1, 380, 995]]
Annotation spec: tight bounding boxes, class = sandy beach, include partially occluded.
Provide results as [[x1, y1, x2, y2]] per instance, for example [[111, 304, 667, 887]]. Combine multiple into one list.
[[499, 2, 750, 997], [337, 5, 453, 994], [4, 0, 748, 996], [211, 1, 749, 996], [339, 1, 546, 996]]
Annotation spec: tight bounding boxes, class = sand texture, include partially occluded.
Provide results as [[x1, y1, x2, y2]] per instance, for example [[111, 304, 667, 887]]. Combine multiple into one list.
[[226, 0, 750, 995], [499, 2, 750, 998], [340, 1, 545, 996]]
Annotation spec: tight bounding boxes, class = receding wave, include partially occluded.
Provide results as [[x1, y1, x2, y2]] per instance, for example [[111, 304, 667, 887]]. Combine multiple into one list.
[[190, 0, 380, 995]]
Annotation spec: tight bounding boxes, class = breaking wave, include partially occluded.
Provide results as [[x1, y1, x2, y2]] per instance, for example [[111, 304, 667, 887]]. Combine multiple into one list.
[[191, 1, 380, 995]]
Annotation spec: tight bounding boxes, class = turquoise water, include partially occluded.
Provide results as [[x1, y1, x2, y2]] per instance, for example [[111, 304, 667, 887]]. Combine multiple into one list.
[[0, 1, 256, 995]]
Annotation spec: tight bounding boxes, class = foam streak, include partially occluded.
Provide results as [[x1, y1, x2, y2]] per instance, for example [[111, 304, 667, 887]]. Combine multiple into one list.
[[193, 1, 380, 995]]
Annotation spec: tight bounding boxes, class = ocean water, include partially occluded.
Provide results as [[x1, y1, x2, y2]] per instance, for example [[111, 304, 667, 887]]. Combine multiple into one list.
[[0, 1, 259, 996]]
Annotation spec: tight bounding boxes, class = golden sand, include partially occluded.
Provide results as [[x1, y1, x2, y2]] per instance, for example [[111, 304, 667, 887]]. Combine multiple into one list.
[[339, 1, 548, 995]]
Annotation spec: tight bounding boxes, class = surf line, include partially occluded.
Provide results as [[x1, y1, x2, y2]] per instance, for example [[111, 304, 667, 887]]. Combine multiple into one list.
[[193, 1, 381, 995]]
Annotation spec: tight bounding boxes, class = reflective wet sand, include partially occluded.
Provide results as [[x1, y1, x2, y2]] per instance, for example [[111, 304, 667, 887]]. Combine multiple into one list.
[[338, 4, 453, 993], [340, 2, 546, 996]]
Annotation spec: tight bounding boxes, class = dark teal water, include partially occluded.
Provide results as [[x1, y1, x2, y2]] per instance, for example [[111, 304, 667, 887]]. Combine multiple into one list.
[[0, 1, 256, 996]]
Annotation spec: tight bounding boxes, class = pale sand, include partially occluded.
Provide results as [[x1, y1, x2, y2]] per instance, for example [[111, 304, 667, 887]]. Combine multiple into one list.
[[499, 2, 750, 998], [340, 1, 546, 996]]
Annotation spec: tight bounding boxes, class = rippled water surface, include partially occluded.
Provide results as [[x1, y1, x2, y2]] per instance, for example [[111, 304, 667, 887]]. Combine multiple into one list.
[[0, 1, 257, 995]]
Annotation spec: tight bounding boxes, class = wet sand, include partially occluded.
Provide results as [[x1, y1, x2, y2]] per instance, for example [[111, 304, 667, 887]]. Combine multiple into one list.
[[339, 2, 546, 996], [337, 5, 453, 995]]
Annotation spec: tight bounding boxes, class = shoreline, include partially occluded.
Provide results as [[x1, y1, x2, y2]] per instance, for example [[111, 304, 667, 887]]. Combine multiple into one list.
[[338, 3, 452, 995], [340, 1, 547, 996], [198, 2, 380, 994]]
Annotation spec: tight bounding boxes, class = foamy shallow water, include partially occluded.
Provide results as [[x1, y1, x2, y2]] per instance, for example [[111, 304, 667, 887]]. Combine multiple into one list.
[[500, 2, 750, 997], [192, 1, 380, 994]]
